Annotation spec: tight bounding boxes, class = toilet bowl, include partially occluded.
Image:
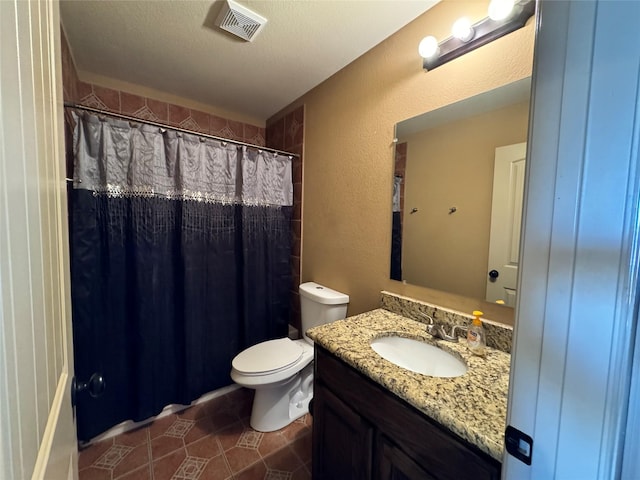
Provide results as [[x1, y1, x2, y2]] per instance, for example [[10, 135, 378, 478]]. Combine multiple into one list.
[[231, 337, 314, 431], [230, 282, 349, 432]]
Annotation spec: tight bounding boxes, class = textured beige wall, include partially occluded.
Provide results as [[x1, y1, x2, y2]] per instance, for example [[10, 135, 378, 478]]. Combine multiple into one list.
[[277, 0, 535, 324], [402, 101, 529, 299]]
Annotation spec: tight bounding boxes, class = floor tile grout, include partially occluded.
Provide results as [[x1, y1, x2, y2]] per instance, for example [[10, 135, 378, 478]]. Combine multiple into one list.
[[217, 435, 235, 480], [146, 428, 153, 480]]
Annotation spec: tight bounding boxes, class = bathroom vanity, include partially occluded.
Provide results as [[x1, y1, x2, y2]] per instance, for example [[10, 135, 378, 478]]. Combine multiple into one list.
[[307, 307, 511, 480]]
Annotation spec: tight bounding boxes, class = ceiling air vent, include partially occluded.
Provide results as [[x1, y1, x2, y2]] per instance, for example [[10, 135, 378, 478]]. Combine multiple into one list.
[[215, 0, 267, 42]]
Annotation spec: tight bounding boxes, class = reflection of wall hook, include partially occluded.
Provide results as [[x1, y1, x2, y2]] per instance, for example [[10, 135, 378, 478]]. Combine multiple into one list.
[[449, 207, 457, 214], [410, 208, 419, 214]]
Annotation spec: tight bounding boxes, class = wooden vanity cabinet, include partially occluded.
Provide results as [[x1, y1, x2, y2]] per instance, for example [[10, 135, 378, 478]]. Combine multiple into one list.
[[376, 433, 437, 480], [312, 384, 373, 480], [312, 346, 501, 480]]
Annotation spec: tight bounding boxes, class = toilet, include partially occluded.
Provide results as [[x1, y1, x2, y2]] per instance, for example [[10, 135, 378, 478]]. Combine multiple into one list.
[[230, 282, 349, 432]]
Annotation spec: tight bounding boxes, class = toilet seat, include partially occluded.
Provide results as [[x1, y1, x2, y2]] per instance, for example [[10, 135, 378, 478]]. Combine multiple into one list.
[[232, 338, 303, 375], [231, 338, 314, 387]]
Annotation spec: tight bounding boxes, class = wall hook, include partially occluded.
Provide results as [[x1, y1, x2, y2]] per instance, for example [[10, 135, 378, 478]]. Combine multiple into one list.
[[410, 208, 418, 214], [449, 206, 457, 214]]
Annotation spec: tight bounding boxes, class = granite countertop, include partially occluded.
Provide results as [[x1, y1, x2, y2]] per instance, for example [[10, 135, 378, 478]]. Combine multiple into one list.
[[307, 308, 510, 461]]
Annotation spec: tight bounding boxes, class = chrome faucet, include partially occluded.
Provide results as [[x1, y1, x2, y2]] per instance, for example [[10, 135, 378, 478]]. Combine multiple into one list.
[[415, 310, 435, 328], [427, 323, 465, 342], [415, 311, 466, 342]]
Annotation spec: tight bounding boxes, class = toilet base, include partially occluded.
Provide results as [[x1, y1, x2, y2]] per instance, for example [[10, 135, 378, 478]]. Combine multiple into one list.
[[249, 363, 313, 432]]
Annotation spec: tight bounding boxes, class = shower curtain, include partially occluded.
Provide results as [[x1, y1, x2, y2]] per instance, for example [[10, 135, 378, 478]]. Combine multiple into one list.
[[69, 111, 292, 442], [390, 175, 403, 281]]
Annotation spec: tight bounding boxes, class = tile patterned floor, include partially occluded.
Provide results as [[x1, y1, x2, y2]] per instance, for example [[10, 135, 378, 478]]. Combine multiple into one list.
[[78, 388, 312, 480]]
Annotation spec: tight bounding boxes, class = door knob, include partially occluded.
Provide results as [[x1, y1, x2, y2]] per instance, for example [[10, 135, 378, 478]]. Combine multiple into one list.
[[489, 269, 500, 279], [71, 372, 106, 407]]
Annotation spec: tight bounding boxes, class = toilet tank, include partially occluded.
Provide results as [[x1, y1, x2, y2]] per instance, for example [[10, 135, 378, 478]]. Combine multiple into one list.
[[299, 282, 349, 344]]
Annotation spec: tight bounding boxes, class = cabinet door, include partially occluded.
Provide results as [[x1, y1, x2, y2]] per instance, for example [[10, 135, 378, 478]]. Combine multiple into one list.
[[375, 434, 437, 480], [313, 382, 373, 480]]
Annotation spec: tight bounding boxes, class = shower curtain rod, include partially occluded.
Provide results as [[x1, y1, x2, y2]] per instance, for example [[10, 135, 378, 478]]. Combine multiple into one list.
[[64, 102, 299, 158]]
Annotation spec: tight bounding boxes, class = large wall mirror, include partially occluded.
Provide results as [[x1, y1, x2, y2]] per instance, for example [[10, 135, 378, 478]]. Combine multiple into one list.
[[391, 77, 531, 308]]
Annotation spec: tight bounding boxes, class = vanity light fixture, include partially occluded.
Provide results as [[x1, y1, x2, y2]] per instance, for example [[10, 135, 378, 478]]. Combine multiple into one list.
[[419, 0, 535, 71], [451, 17, 474, 42]]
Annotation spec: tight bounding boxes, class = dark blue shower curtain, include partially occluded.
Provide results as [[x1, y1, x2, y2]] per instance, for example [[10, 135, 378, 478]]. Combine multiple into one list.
[[69, 111, 292, 442], [390, 175, 403, 281]]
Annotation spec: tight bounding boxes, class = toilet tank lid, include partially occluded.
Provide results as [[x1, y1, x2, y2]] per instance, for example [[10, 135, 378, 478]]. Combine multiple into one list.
[[299, 282, 349, 305]]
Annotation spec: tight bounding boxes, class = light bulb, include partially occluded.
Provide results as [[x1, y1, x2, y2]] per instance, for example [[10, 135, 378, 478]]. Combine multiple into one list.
[[418, 36, 439, 58], [488, 0, 515, 20], [452, 17, 474, 42]]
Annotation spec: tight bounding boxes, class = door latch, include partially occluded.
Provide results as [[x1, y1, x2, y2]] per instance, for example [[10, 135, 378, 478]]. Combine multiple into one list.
[[71, 373, 106, 407], [505, 425, 533, 465]]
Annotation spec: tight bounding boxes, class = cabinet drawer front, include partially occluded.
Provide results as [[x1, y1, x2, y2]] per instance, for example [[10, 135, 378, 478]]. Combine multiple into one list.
[[315, 347, 501, 480]]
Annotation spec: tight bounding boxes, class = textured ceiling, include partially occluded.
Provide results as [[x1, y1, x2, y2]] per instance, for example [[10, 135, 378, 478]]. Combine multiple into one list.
[[60, 0, 439, 124]]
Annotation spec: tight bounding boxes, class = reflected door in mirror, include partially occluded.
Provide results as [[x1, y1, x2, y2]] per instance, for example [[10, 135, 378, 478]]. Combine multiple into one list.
[[486, 142, 526, 306]]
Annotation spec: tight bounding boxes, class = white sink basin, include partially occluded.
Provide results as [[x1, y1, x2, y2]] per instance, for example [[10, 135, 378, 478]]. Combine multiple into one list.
[[370, 336, 467, 378]]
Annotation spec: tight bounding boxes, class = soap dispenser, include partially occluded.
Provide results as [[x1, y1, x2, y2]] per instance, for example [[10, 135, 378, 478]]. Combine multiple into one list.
[[467, 310, 486, 356]]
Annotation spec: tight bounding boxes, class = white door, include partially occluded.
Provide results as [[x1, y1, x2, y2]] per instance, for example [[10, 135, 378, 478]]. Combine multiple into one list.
[[504, 1, 640, 478], [486, 142, 526, 307], [0, 1, 78, 478]]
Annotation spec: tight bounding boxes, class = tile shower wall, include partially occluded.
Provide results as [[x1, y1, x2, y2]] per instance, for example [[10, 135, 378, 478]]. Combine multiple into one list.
[[60, 28, 265, 146], [266, 108, 304, 334]]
